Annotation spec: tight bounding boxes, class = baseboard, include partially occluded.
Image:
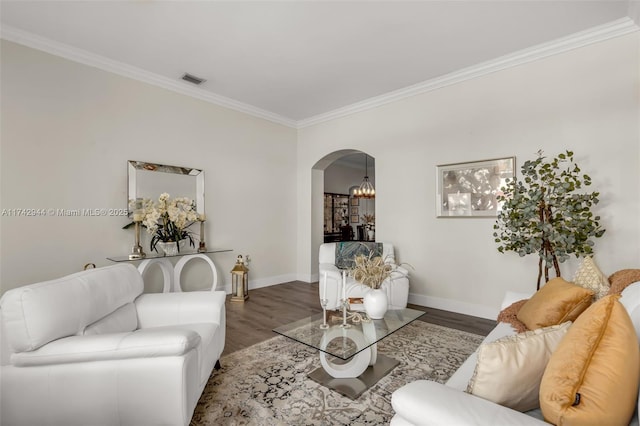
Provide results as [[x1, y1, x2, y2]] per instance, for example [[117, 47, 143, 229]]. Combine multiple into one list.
[[224, 276, 498, 320], [221, 273, 299, 294], [408, 293, 498, 320], [297, 272, 317, 283]]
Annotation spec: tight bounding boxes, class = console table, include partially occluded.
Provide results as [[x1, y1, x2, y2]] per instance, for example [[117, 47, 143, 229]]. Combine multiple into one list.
[[107, 249, 232, 293]]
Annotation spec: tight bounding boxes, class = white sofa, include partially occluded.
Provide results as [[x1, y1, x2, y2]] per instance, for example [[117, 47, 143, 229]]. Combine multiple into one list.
[[318, 242, 410, 310], [0, 263, 226, 426], [390, 281, 640, 426]]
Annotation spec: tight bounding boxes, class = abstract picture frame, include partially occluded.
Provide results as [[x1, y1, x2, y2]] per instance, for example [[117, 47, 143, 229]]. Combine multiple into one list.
[[436, 156, 515, 218]]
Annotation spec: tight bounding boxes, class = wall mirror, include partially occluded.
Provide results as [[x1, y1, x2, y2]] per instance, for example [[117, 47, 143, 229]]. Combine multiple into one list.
[[127, 160, 205, 216]]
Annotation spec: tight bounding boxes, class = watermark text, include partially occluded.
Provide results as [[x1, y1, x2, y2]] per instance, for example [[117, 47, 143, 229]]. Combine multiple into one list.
[[2, 208, 129, 217]]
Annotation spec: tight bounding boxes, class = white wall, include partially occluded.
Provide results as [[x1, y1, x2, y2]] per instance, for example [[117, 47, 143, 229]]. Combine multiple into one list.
[[324, 163, 361, 194], [3, 32, 639, 320], [297, 32, 640, 319], [0, 40, 298, 294]]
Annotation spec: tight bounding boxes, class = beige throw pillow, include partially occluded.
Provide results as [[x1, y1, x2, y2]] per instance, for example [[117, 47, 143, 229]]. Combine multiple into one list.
[[466, 322, 571, 412], [573, 256, 609, 300]]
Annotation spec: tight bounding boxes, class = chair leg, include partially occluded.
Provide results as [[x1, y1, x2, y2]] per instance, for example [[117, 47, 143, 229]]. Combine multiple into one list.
[[214, 360, 222, 370]]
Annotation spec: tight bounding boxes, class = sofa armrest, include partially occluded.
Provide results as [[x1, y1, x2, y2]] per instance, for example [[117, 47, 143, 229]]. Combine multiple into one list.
[[393, 265, 410, 277], [319, 263, 340, 274], [136, 291, 225, 328], [391, 380, 548, 426], [11, 328, 200, 367]]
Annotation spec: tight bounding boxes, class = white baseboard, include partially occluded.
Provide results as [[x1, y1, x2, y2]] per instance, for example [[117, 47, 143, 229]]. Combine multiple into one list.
[[297, 272, 317, 283], [221, 273, 299, 294], [408, 293, 498, 320], [220, 275, 498, 320]]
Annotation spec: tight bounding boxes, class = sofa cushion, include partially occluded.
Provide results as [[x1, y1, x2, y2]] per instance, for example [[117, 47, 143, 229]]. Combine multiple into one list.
[[466, 322, 571, 412], [1, 264, 144, 352], [539, 295, 640, 426], [11, 327, 201, 366], [82, 303, 138, 336], [572, 256, 609, 300], [517, 277, 593, 330]]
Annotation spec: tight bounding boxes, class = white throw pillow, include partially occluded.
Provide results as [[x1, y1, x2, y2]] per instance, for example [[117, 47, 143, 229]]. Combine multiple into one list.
[[466, 321, 571, 412], [573, 256, 609, 300]]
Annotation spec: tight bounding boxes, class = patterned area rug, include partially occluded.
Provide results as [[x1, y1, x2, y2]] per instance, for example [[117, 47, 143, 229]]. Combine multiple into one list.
[[190, 321, 483, 425]]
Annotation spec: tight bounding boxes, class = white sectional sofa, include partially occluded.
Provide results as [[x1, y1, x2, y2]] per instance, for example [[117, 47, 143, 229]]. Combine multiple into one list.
[[0, 263, 226, 426], [391, 281, 640, 426], [318, 242, 410, 310]]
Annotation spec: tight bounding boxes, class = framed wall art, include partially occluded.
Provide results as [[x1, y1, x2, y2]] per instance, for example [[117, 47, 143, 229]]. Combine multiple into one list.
[[436, 157, 515, 217]]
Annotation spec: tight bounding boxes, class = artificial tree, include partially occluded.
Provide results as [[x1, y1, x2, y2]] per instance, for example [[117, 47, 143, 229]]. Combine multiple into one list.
[[493, 150, 605, 289]]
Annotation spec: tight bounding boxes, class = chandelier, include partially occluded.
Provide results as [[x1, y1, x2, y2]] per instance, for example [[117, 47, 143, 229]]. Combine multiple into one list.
[[353, 154, 375, 199]]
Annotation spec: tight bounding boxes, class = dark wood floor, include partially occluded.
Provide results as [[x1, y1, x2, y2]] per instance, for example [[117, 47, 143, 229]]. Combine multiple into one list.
[[223, 281, 496, 356]]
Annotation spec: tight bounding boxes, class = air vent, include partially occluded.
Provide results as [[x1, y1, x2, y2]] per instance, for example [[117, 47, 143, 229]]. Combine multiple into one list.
[[181, 73, 207, 85]]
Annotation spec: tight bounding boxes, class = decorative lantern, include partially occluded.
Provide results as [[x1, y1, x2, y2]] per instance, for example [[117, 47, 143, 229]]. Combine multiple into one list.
[[230, 255, 249, 302]]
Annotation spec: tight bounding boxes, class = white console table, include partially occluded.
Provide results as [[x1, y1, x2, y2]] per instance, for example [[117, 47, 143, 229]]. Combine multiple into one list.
[[107, 249, 232, 292]]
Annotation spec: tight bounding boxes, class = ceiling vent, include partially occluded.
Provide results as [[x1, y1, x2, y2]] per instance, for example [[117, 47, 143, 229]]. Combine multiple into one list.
[[181, 73, 206, 85]]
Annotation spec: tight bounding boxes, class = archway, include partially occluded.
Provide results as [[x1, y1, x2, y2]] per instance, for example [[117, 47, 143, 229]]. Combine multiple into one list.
[[310, 150, 376, 280]]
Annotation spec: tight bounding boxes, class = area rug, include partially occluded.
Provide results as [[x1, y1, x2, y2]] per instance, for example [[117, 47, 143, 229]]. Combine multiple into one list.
[[190, 321, 483, 426]]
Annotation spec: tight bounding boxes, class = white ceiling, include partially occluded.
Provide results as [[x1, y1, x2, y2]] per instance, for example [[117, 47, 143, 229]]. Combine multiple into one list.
[[0, 1, 636, 127]]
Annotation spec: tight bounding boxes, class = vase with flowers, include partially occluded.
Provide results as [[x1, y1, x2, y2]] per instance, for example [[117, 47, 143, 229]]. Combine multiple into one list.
[[136, 193, 198, 255], [350, 252, 394, 319]]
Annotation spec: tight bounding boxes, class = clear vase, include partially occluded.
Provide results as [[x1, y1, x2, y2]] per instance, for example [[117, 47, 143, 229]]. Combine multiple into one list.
[[363, 288, 388, 319]]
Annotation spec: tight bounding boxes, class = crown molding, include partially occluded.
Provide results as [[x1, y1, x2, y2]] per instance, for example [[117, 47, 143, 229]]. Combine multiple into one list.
[[0, 25, 298, 129], [2, 18, 638, 131], [297, 17, 639, 128]]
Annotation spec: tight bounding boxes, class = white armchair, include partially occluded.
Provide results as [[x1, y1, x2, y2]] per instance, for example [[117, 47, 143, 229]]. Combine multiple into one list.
[[0, 263, 225, 426], [318, 242, 410, 310]]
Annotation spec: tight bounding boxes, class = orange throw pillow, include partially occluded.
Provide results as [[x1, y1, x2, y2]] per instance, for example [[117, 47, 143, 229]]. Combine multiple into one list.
[[539, 295, 640, 426], [517, 277, 593, 330]]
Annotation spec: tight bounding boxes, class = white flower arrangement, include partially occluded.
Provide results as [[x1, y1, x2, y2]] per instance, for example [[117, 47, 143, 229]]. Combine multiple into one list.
[[130, 193, 198, 252]]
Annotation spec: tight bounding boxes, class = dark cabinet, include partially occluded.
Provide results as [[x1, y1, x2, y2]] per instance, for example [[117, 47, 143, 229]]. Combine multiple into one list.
[[324, 193, 349, 242]]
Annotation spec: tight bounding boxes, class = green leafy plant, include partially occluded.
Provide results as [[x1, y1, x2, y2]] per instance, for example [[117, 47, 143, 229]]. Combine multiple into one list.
[[493, 150, 605, 289]]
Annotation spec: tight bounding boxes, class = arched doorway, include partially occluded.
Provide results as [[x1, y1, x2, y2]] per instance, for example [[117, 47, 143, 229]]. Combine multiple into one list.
[[310, 150, 375, 279]]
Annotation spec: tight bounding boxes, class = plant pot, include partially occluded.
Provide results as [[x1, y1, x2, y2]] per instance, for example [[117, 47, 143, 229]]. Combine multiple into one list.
[[363, 288, 388, 319], [157, 240, 186, 256]]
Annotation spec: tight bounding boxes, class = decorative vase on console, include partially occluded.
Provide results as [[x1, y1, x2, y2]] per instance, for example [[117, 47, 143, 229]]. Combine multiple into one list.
[[157, 239, 187, 256]]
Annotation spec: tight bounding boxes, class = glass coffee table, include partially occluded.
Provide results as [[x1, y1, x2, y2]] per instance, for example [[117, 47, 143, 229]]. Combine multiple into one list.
[[273, 308, 424, 399]]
